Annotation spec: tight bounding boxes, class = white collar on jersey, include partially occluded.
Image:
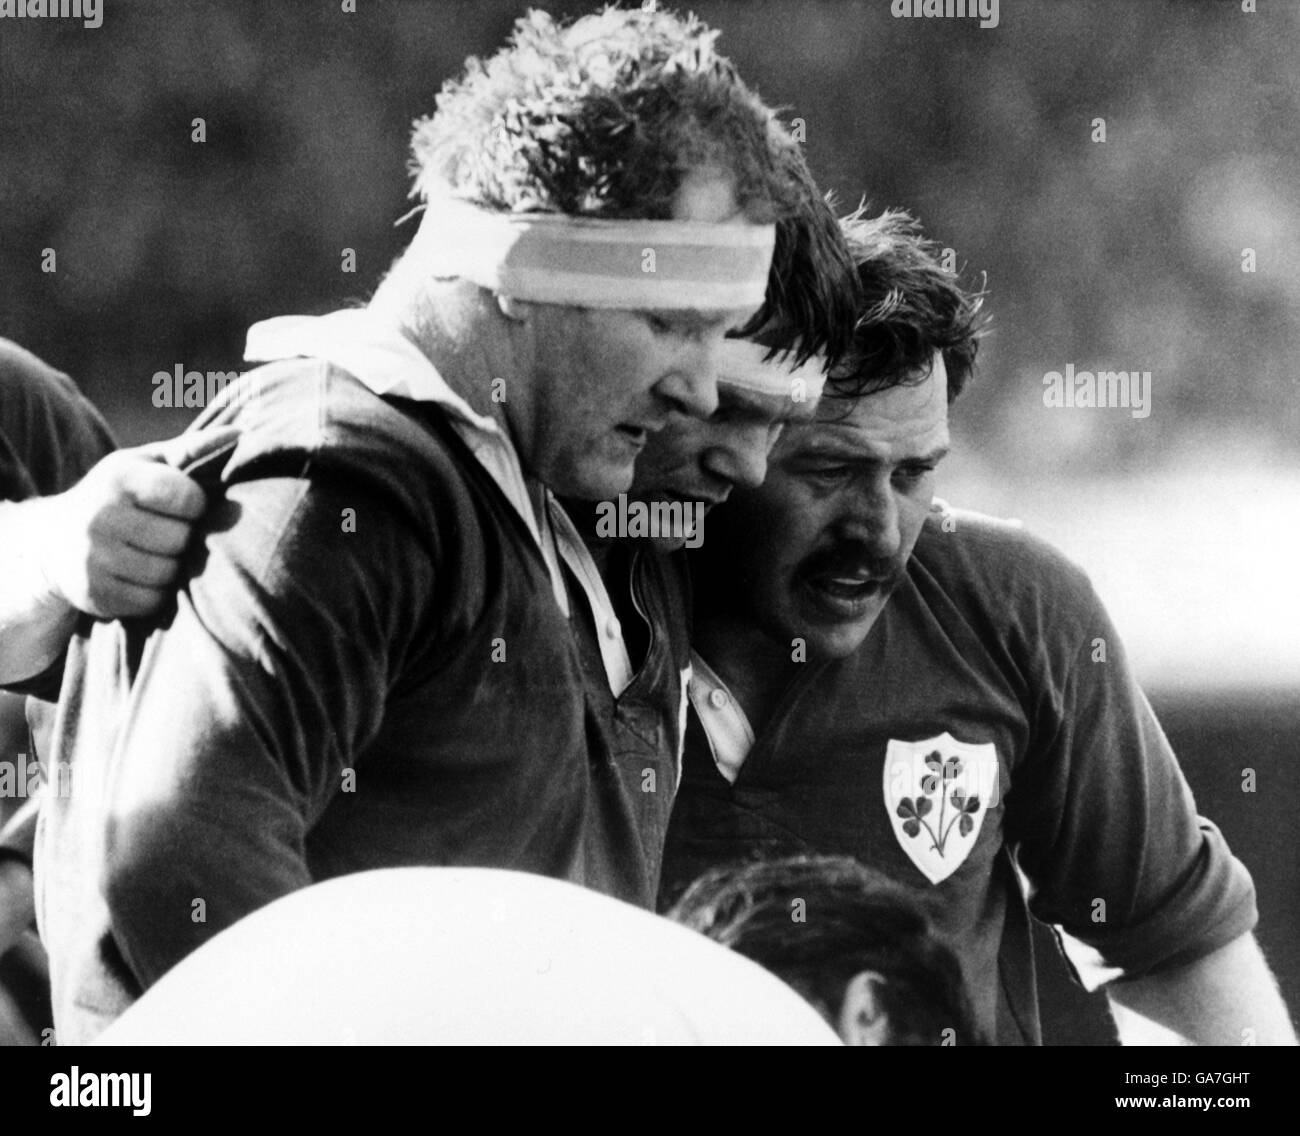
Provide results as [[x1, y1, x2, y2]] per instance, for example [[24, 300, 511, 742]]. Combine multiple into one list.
[[687, 650, 756, 783]]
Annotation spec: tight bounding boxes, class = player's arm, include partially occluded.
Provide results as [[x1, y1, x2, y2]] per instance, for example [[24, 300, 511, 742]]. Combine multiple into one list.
[[1008, 541, 1276, 1045], [1106, 931, 1297, 1045], [0, 428, 237, 685], [88, 467, 433, 988]]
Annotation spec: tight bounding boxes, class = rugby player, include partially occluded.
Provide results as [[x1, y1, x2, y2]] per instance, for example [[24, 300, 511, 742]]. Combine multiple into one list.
[[658, 212, 1296, 1045], [556, 170, 856, 882], [0, 340, 220, 1042], [668, 854, 987, 1045], [34, 7, 849, 1043]]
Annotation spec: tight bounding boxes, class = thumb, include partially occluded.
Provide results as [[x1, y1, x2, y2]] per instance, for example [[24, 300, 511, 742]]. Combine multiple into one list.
[[133, 424, 241, 474]]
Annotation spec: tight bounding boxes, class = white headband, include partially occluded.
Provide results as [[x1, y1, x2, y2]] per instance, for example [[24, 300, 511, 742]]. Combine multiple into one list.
[[412, 198, 776, 311], [717, 338, 827, 402]]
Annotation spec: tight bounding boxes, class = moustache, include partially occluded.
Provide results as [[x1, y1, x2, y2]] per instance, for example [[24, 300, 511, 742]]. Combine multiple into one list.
[[797, 542, 904, 591]]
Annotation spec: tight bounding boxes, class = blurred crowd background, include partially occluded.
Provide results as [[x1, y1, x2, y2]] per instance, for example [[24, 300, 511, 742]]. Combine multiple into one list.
[[2, 0, 1297, 1043]]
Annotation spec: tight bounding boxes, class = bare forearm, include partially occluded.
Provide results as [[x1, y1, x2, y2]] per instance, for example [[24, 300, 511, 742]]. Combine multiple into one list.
[[0, 498, 78, 683], [2, 435, 229, 683], [1107, 932, 1297, 1045]]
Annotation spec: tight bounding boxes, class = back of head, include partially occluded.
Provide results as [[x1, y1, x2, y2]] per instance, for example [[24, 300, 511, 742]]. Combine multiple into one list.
[[669, 854, 987, 1046]]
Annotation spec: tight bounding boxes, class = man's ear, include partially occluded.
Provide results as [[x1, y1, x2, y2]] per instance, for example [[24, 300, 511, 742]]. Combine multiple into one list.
[[837, 970, 892, 1046], [497, 294, 530, 322]]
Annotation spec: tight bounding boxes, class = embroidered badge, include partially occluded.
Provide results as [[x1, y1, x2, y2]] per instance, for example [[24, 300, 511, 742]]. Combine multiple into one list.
[[882, 733, 998, 885]]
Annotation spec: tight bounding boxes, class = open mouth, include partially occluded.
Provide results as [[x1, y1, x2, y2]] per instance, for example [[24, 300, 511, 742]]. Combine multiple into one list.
[[801, 568, 889, 619]]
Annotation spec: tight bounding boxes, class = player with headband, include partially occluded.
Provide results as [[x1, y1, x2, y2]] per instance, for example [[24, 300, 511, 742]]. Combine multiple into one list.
[[35, 7, 856, 1043]]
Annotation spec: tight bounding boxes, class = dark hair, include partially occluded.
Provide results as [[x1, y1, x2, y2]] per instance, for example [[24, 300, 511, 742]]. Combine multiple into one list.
[[830, 208, 987, 402], [740, 176, 860, 368], [668, 854, 987, 1046]]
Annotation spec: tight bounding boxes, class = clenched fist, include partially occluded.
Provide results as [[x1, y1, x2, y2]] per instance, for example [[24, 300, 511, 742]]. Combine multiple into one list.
[[35, 425, 239, 618]]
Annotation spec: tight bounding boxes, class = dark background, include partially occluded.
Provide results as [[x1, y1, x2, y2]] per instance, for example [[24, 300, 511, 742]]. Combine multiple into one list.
[[2, 0, 1297, 1044]]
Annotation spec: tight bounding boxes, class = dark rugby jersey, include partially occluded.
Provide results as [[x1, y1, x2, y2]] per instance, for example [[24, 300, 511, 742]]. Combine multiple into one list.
[[568, 542, 692, 901], [662, 505, 1257, 1045], [37, 359, 683, 1042], [0, 339, 116, 503]]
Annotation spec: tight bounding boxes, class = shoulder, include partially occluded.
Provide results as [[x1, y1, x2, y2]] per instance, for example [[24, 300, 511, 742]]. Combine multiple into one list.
[[0, 339, 117, 497], [914, 500, 1095, 593], [201, 360, 467, 472], [909, 500, 1105, 636], [152, 366, 456, 668], [187, 361, 520, 623], [194, 360, 481, 530]]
